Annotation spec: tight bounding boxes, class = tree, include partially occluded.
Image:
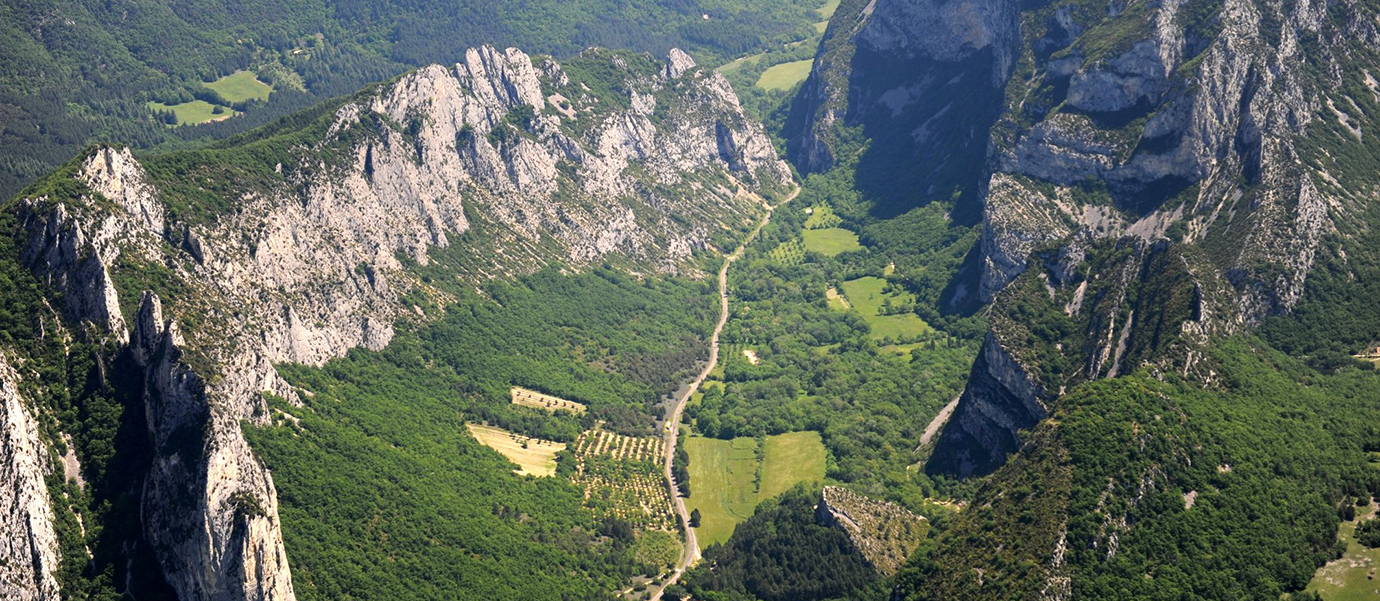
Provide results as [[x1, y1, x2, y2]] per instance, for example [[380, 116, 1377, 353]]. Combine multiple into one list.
[[689, 508, 701, 528]]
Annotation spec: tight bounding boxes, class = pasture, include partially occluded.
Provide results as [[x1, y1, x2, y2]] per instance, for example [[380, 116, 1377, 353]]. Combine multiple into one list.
[[755, 59, 813, 91], [205, 70, 273, 103], [839, 277, 934, 340], [465, 423, 565, 477], [146, 100, 237, 126], [685, 431, 826, 547], [802, 227, 863, 256]]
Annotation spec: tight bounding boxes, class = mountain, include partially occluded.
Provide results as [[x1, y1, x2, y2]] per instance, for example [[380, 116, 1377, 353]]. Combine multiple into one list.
[[789, 0, 1380, 597], [0, 45, 788, 601], [0, 0, 822, 201]]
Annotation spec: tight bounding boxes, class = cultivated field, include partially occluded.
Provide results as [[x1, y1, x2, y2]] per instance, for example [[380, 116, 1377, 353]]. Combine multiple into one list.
[[756, 59, 813, 91], [572, 426, 676, 531], [802, 228, 863, 256], [205, 70, 273, 103], [146, 100, 237, 126], [466, 423, 566, 477], [512, 386, 587, 414], [1307, 500, 1380, 600], [839, 277, 934, 340], [685, 431, 827, 546], [766, 238, 806, 266], [804, 205, 843, 229]]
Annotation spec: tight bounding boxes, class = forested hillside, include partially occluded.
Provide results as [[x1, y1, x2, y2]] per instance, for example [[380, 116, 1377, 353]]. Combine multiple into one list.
[[0, 0, 826, 199]]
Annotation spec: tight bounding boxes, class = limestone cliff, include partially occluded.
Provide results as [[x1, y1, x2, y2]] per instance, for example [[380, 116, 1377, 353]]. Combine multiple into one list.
[[3, 45, 789, 601], [0, 354, 62, 601]]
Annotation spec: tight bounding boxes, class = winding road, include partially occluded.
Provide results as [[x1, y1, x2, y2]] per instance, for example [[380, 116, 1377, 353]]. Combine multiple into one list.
[[650, 184, 798, 601]]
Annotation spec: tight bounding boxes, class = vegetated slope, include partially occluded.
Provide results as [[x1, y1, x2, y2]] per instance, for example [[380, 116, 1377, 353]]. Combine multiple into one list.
[[786, 0, 1380, 597], [0, 0, 825, 200], [0, 46, 788, 601], [246, 269, 719, 601]]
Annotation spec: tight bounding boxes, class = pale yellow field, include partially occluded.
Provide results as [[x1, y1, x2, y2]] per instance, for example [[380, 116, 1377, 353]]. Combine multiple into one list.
[[511, 386, 586, 414], [466, 423, 566, 477]]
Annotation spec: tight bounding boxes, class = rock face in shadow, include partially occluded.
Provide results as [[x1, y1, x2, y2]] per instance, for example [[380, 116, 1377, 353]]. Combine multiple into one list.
[[5, 45, 791, 601]]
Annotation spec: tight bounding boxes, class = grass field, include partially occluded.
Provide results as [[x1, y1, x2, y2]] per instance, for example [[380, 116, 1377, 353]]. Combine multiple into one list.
[[825, 287, 851, 311], [817, 0, 841, 19], [205, 70, 273, 103], [146, 100, 237, 126], [881, 342, 925, 360], [839, 277, 934, 340], [1308, 501, 1380, 600], [718, 53, 764, 76], [755, 59, 813, 91], [465, 423, 566, 477], [685, 432, 826, 547], [802, 227, 864, 256]]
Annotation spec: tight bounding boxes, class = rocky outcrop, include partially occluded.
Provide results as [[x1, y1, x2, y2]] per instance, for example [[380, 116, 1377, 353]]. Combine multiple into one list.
[[927, 332, 1046, 478], [815, 486, 926, 575], [7, 44, 790, 601], [0, 354, 62, 601]]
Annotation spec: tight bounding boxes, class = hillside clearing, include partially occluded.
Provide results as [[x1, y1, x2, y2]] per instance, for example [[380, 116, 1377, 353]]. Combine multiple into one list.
[[755, 59, 813, 91], [466, 423, 565, 477], [146, 100, 237, 126], [511, 386, 587, 414], [839, 276, 933, 340], [205, 70, 274, 103], [1307, 500, 1380, 601]]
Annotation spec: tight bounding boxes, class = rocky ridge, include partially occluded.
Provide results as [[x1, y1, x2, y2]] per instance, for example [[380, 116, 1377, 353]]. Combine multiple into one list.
[[814, 485, 927, 576], [4, 44, 789, 601]]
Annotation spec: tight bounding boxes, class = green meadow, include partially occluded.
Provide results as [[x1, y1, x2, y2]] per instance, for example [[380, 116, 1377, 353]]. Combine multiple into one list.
[[685, 431, 826, 547]]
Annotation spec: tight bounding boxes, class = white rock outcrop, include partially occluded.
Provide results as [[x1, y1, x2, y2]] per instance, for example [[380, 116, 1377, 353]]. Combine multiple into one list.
[[0, 354, 62, 601]]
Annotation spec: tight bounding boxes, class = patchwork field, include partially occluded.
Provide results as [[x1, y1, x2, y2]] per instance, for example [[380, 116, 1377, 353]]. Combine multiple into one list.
[[802, 227, 863, 256], [466, 423, 566, 477], [511, 386, 587, 414], [146, 100, 237, 126], [1307, 500, 1380, 601], [205, 70, 273, 103], [755, 59, 813, 91], [839, 276, 934, 340], [685, 431, 827, 547]]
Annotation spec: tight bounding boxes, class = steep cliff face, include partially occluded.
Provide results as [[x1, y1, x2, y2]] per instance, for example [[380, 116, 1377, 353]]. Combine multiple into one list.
[[786, 0, 1017, 215], [794, 0, 1376, 477], [5, 45, 789, 601], [0, 354, 62, 601]]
